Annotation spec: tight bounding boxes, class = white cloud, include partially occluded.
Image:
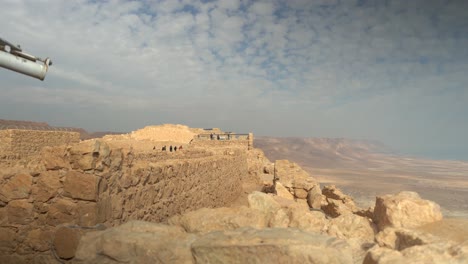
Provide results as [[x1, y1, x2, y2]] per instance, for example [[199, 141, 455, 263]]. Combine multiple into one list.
[[1, 0, 468, 159]]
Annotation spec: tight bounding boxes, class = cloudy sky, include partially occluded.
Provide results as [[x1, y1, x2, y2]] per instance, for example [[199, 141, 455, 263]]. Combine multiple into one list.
[[1, 0, 468, 160]]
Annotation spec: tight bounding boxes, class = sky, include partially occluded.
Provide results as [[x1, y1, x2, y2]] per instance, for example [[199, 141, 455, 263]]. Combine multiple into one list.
[[1, 0, 468, 160]]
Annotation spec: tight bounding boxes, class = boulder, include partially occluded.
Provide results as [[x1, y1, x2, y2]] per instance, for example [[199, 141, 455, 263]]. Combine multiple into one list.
[[248, 191, 282, 217], [192, 227, 353, 264], [328, 214, 376, 243], [74, 221, 195, 264], [287, 206, 328, 233], [373, 191, 443, 231], [327, 213, 377, 263], [307, 185, 323, 209], [169, 206, 267, 234]]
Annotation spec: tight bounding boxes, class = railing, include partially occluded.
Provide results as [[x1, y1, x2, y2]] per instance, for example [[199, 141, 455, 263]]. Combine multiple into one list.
[[196, 133, 249, 140]]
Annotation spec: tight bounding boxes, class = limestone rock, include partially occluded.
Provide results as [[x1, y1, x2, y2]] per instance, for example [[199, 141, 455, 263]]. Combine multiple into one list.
[[275, 182, 294, 200], [328, 214, 376, 243], [0, 173, 32, 202], [375, 228, 443, 251], [54, 227, 82, 259], [74, 221, 195, 264], [274, 160, 320, 199], [263, 163, 274, 174], [0, 227, 17, 253], [364, 241, 468, 264], [355, 207, 374, 220], [247, 191, 292, 227], [307, 185, 323, 209], [287, 206, 328, 233], [169, 206, 267, 234], [192, 227, 353, 264], [41, 146, 70, 170], [46, 199, 77, 225], [69, 140, 101, 171], [31, 171, 61, 202], [321, 198, 355, 218], [25, 228, 53, 252], [247, 191, 282, 216], [6, 199, 33, 225], [322, 185, 357, 209], [261, 173, 275, 193], [63, 171, 100, 201], [77, 202, 98, 227], [363, 247, 404, 264], [373, 191, 443, 231]]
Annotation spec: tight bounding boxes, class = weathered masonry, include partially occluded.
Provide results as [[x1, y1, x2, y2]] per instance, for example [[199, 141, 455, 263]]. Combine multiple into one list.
[[0, 139, 248, 263]]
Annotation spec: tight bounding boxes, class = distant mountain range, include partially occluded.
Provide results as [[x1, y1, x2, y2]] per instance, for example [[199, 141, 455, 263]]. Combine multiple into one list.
[[0, 119, 126, 140], [255, 137, 394, 170]]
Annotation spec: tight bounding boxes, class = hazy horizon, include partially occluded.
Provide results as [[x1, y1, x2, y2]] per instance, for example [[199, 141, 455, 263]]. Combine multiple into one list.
[[1, 0, 467, 161]]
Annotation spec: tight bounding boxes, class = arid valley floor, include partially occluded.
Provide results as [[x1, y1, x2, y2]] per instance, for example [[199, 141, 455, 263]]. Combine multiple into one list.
[[256, 137, 468, 218]]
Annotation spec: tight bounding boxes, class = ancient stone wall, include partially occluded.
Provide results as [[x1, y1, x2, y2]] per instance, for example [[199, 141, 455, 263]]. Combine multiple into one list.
[[190, 138, 250, 150], [0, 139, 247, 263], [0, 129, 80, 159], [0, 130, 12, 154]]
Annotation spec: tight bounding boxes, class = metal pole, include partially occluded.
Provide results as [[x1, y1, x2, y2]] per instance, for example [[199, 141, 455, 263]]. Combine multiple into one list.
[[0, 50, 49, 80]]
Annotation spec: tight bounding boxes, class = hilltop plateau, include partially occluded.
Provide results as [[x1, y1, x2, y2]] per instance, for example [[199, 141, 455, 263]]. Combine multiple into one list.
[[0, 122, 467, 263]]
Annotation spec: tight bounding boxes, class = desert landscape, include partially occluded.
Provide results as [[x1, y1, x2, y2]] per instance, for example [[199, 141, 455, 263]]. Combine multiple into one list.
[[0, 122, 467, 263], [255, 137, 468, 218]]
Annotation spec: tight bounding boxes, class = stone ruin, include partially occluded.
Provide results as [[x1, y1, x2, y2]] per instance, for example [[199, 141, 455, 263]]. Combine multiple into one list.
[[0, 124, 467, 264]]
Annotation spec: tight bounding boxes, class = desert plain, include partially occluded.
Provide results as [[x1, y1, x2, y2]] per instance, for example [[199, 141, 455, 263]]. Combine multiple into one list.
[[255, 137, 468, 218]]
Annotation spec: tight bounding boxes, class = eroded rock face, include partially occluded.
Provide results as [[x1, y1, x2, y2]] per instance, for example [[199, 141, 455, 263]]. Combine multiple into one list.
[[192, 227, 353, 264], [274, 160, 320, 200], [321, 185, 358, 218], [373, 191, 443, 231]]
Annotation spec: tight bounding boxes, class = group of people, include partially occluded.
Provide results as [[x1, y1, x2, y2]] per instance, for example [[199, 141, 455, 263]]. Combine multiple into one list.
[[160, 145, 183, 152]]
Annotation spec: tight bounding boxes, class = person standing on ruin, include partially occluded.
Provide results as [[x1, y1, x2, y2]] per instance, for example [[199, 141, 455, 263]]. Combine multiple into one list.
[[174, 146, 177, 151], [170, 145, 173, 152]]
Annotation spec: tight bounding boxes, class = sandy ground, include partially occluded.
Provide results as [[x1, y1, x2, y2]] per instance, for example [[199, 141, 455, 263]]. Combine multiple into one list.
[[417, 218, 468, 243]]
